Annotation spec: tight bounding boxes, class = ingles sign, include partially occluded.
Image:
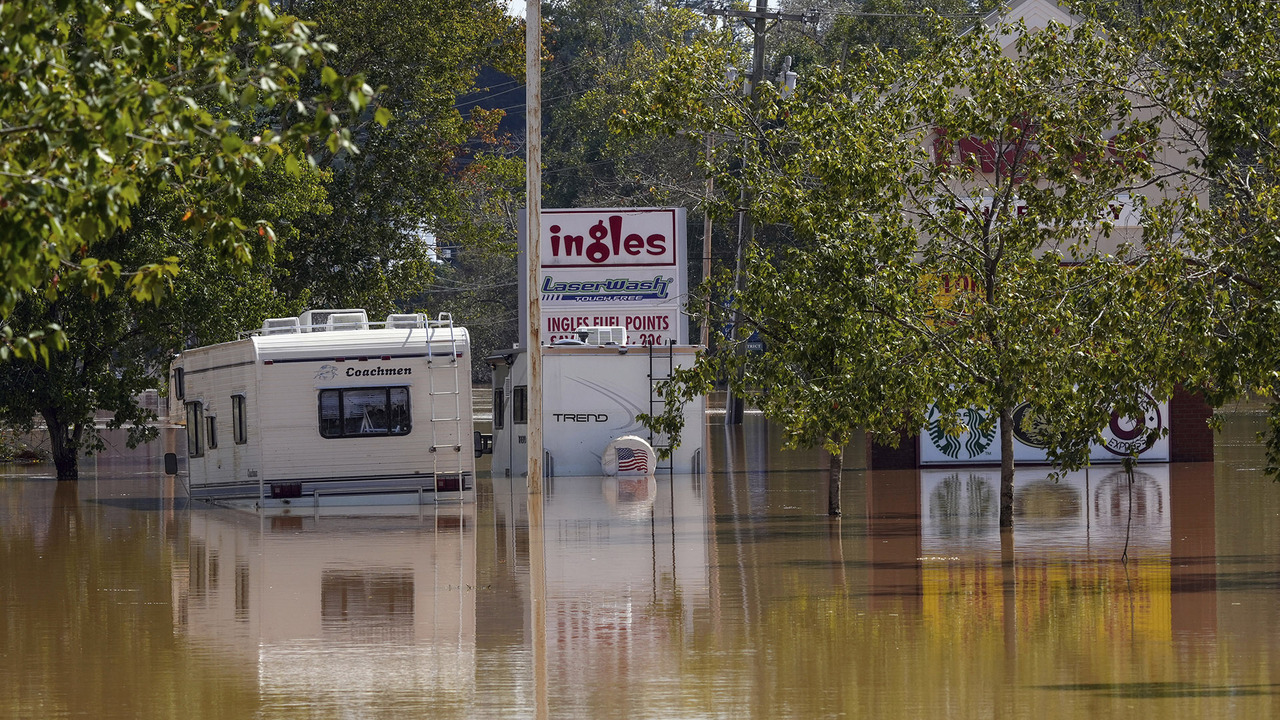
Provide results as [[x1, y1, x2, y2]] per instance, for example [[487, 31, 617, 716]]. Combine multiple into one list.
[[520, 208, 688, 346], [542, 210, 677, 267]]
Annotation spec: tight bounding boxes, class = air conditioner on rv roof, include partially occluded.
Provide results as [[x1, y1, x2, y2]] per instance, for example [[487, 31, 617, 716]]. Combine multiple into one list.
[[326, 312, 369, 331], [386, 313, 426, 329], [577, 326, 626, 345], [298, 309, 367, 332], [261, 317, 300, 335]]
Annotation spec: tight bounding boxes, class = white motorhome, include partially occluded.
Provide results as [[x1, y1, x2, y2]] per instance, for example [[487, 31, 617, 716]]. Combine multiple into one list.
[[486, 331, 706, 478], [169, 309, 475, 507]]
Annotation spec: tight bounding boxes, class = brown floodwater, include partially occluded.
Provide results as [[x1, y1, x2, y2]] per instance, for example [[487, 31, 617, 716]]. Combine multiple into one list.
[[2, 409, 1279, 719]]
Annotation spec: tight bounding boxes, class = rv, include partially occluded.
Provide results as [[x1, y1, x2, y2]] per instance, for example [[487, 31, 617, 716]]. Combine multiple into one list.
[[168, 310, 475, 507], [486, 331, 706, 479]]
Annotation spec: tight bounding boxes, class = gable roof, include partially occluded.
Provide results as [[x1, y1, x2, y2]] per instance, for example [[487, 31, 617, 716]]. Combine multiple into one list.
[[981, 0, 1086, 47]]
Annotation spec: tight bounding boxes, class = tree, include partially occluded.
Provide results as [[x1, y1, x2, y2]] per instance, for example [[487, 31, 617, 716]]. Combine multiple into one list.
[[542, 0, 717, 210], [0, 0, 374, 359], [414, 247, 519, 383], [1108, 0, 1280, 473], [0, 165, 332, 481], [633, 16, 1196, 519], [270, 0, 523, 315]]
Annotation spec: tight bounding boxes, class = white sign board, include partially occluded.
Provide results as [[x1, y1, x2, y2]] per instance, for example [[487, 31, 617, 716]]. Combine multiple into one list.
[[920, 395, 1170, 465], [520, 208, 688, 346]]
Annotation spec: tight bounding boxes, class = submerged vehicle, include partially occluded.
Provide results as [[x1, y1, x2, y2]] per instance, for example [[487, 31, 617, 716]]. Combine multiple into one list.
[[486, 327, 706, 479], [168, 309, 475, 508]]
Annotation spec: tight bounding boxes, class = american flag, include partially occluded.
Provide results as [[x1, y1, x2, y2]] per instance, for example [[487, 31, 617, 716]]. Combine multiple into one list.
[[616, 446, 648, 473]]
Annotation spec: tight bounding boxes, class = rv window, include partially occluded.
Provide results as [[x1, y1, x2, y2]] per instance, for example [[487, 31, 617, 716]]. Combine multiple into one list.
[[207, 416, 218, 449], [492, 388, 505, 430], [513, 386, 527, 425], [185, 401, 204, 457], [174, 368, 185, 401], [232, 395, 247, 444], [318, 387, 412, 439]]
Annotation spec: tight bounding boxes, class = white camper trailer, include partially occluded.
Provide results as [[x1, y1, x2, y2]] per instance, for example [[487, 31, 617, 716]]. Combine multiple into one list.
[[486, 334, 706, 478], [169, 310, 475, 507]]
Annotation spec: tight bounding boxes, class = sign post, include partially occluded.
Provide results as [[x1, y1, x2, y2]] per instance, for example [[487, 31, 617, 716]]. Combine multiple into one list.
[[526, 1, 543, 495]]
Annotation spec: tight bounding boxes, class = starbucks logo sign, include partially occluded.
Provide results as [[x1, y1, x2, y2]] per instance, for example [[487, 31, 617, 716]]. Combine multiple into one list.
[[926, 404, 996, 460]]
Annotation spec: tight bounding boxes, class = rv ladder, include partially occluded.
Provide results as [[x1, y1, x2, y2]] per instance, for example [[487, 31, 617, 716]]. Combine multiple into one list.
[[648, 342, 675, 475], [426, 313, 465, 501]]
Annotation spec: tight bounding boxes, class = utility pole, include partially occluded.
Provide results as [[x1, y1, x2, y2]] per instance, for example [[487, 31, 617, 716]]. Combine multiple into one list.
[[707, 2, 809, 425], [700, 131, 714, 349], [526, 0, 543, 494]]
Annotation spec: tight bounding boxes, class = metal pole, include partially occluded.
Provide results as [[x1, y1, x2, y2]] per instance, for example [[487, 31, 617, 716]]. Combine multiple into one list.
[[526, 0, 544, 494]]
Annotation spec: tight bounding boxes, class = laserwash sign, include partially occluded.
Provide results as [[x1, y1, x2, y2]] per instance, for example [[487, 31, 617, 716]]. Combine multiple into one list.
[[519, 208, 688, 346]]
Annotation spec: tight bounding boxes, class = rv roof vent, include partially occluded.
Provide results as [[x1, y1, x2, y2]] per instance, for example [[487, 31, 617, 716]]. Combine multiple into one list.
[[326, 312, 369, 331], [386, 313, 426, 329], [261, 317, 300, 335], [298, 309, 367, 332], [578, 326, 626, 345]]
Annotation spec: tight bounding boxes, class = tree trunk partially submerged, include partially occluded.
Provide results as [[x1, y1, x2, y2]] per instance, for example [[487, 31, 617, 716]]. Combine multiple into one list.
[[828, 446, 843, 516], [43, 410, 83, 482], [999, 405, 1015, 528]]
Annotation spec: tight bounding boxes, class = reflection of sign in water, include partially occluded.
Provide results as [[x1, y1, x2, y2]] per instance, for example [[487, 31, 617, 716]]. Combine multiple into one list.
[[926, 404, 996, 460], [1102, 393, 1162, 456], [1093, 468, 1165, 527], [1015, 479, 1082, 524], [928, 472, 996, 538]]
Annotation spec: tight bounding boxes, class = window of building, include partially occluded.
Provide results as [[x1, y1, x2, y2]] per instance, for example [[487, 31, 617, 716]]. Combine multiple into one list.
[[185, 401, 204, 457], [174, 367, 185, 401], [513, 385, 528, 425], [492, 388, 505, 430], [207, 415, 218, 449], [231, 394, 247, 445], [318, 387, 412, 439]]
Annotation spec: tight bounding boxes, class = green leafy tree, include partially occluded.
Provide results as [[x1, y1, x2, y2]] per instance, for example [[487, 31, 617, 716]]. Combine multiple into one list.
[[772, 0, 994, 71], [272, 0, 523, 315], [0, 166, 332, 481], [542, 0, 718, 209], [0, 0, 374, 359], [632, 18, 1196, 518], [1108, 0, 1280, 473]]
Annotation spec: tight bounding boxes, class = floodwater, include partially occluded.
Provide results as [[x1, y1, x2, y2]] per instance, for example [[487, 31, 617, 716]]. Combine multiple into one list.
[[2, 409, 1279, 719]]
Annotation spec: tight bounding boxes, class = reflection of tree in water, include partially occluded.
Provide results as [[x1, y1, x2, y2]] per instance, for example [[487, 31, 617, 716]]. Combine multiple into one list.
[[1014, 480, 1082, 526], [929, 473, 994, 537], [1093, 469, 1163, 528]]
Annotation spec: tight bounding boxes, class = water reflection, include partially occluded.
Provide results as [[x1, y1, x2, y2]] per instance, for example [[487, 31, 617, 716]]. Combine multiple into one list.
[[490, 472, 713, 718], [2, 412, 1280, 718], [177, 505, 478, 717]]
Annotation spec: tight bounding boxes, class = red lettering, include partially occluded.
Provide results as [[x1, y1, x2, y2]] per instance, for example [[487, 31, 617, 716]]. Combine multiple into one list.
[[609, 215, 624, 257], [646, 234, 666, 255], [624, 234, 644, 255]]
